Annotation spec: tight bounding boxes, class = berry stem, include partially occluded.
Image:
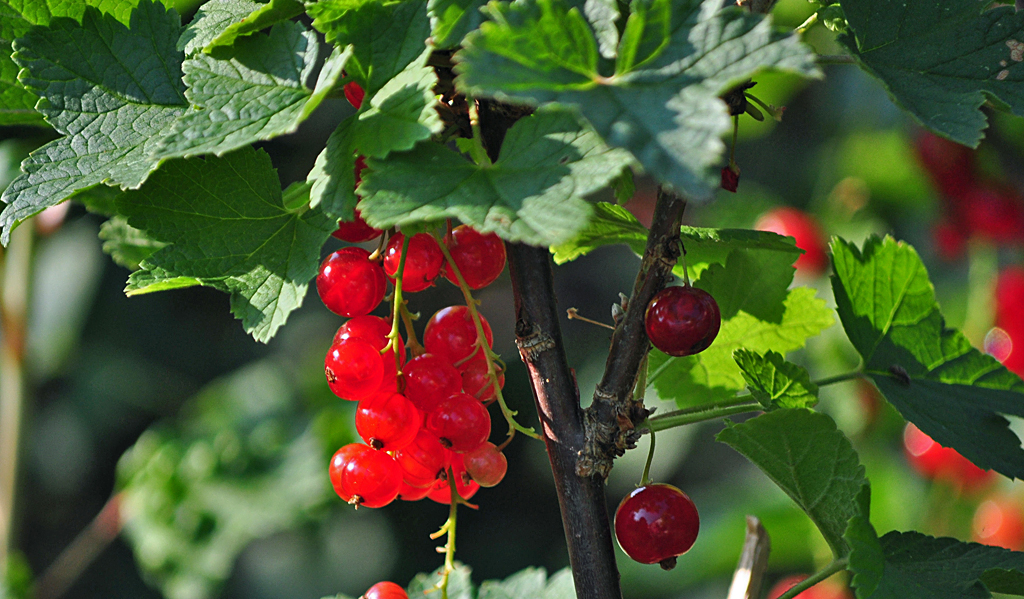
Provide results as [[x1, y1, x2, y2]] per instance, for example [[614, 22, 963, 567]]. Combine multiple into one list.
[[433, 469, 460, 599], [385, 234, 411, 371], [774, 558, 848, 599], [399, 303, 426, 357], [566, 308, 616, 331], [434, 234, 540, 441], [646, 399, 761, 432], [812, 370, 865, 387]]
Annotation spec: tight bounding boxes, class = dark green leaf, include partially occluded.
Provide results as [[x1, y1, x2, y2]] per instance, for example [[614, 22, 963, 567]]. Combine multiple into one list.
[[456, 0, 819, 200], [1, 0, 187, 244], [831, 235, 1024, 480], [156, 23, 348, 160], [0, 55, 43, 126], [118, 147, 336, 342], [845, 484, 884, 598], [734, 349, 818, 409], [98, 216, 166, 270], [178, 0, 304, 55], [358, 108, 634, 246], [717, 409, 867, 558], [428, 0, 488, 48], [839, 0, 1024, 147], [677, 227, 801, 279], [651, 287, 833, 406]]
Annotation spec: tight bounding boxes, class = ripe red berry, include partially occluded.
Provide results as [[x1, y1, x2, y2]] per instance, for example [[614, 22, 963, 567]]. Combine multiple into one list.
[[913, 131, 977, 198], [460, 354, 504, 402], [614, 483, 699, 570], [428, 454, 480, 504], [754, 207, 829, 277], [316, 247, 386, 317], [355, 391, 421, 451], [345, 81, 365, 109], [393, 429, 450, 488], [957, 185, 1024, 244], [383, 233, 444, 293], [324, 339, 385, 401], [364, 582, 407, 599], [644, 286, 721, 357], [462, 442, 507, 487], [973, 497, 1024, 550], [328, 443, 402, 508], [996, 266, 1024, 335], [425, 392, 492, 453], [903, 423, 995, 492], [766, 575, 853, 599], [335, 315, 405, 390], [402, 354, 463, 413], [423, 306, 494, 365], [720, 165, 739, 192], [397, 478, 433, 501], [442, 226, 507, 289]]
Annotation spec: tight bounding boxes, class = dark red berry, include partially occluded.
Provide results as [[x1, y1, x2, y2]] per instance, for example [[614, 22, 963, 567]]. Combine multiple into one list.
[[913, 131, 976, 198], [355, 391, 421, 451], [754, 207, 829, 277], [345, 81, 365, 109], [720, 165, 739, 192], [329, 443, 402, 508], [364, 582, 407, 599], [462, 442, 507, 487], [423, 306, 493, 365], [383, 233, 444, 292], [443, 226, 506, 289], [614, 483, 699, 570], [316, 247, 386, 317], [324, 339, 385, 401], [645, 286, 720, 357], [425, 392, 491, 453]]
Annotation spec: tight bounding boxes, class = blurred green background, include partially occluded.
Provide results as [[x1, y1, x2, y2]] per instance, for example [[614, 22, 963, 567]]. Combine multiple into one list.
[[2, 1, 1024, 599]]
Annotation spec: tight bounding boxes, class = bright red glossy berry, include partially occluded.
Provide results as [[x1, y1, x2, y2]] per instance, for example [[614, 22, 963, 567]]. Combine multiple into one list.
[[328, 443, 402, 508], [394, 429, 450, 488], [766, 575, 853, 599], [355, 392, 421, 451], [614, 483, 699, 570], [428, 454, 480, 504], [903, 423, 995, 491], [364, 582, 407, 599], [424, 306, 494, 366], [325, 339, 385, 401], [403, 354, 463, 413], [443, 226, 507, 289], [397, 478, 433, 501], [345, 81, 365, 109], [317, 247, 386, 317], [425, 392, 491, 453], [973, 497, 1024, 550], [335, 315, 404, 390], [645, 286, 721, 357], [754, 207, 829, 277], [383, 233, 444, 292], [460, 355, 504, 402], [462, 442, 507, 487]]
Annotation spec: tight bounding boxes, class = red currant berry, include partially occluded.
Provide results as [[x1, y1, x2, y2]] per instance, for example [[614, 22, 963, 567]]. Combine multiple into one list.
[[424, 306, 493, 365], [333, 210, 381, 243], [462, 442, 507, 487], [443, 226, 507, 289], [754, 207, 829, 277], [397, 478, 433, 501], [903, 423, 994, 491], [345, 81, 365, 109], [428, 454, 480, 504], [364, 582, 407, 599], [316, 247, 386, 317], [913, 131, 977, 198], [402, 354, 463, 413], [644, 286, 720, 357], [328, 443, 402, 508], [996, 266, 1024, 334], [973, 497, 1024, 550], [958, 185, 1024, 244], [460, 354, 504, 402], [325, 339, 385, 401], [425, 392, 492, 453], [355, 392, 421, 451], [393, 429, 450, 488], [720, 165, 739, 192], [383, 233, 444, 293], [766, 575, 853, 599], [614, 483, 699, 570], [335, 315, 405, 389]]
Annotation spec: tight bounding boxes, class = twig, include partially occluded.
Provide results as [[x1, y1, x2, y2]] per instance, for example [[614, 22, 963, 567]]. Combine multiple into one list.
[[566, 308, 616, 331], [35, 494, 123, 599], [726, 516, 772, 599]]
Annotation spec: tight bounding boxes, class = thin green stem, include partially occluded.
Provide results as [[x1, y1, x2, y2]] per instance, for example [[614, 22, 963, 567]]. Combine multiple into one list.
[[795, 11, 818, 34], [429, 468, 461, 599], [816, 54, 857, 64], [647, 398, 761, 432], [813, 371, 865, 387], [386, 234, 410, 372], [399, 303, 425, 357], [639, 424, 655, 486], [466, 102, 492, 167], [776, 558, 848, 599], [434, 235, 540, 440]]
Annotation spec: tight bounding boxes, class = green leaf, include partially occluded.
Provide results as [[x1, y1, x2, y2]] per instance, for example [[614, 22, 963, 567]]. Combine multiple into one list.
[[98, 216, 166, 270], [155, 22, 348, 160], [118, 147, 336, 342], [178, 0, 304, 55], [0, 0, 176, 35], [0, 0, 187, 244], [358, 107, 634, 246], [845, 485, 884, 599], [734, 349, 818, 409], [831, 235, 1024, 480], [839, 0, 1024, 147], [550, 201, 647, 264], [478, 568, 577, 599], [407, 564, 474, 599], [578, 0, 619, 60], [308, 0, 429, 97], [651, 286, 834, 406], [863, 532, 1024, 599], [690, 245, 795, 322], [717, 409, 867, 558], [678, 227, 801, 280], [428, 0, 488, 48], [0, 55, 43, 126], [456, 0, 819, 201]]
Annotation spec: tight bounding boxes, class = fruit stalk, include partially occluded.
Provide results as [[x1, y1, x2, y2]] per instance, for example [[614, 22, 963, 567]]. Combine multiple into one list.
[[507, 243, 623, 599], [578, 187, 688, 479], [774, 558, 848, 599]]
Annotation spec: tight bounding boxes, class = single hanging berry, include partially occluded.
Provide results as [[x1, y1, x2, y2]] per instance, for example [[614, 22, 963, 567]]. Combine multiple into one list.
[[462, 441, 507, 487], [383, 232, 444, 292], [423, 305, 494, 365], [614, 483, 699, 570], [328, 443, 403, 508], [317, 247, 386, 317], [324, 339, 385, 401], [363, 582, 408, 599], [345, 81, 365, 109], [644, 286, 720, 357], [425, 392, 491, 453], [720, 165, 740, 192], [443, 225, 507, 289], [354, 391, 421, 451]]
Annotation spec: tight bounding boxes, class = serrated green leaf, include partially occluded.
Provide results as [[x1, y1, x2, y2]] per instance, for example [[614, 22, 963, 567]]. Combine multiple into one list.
[[98, 216, 166, 270], [177, 0, 303, 55], [456, 0, 819, 201], [307, 116, 359, 217], [677, 226, 801, 279], [0, 0, 187, 244], [155, 23, 348, 160], [0, 0, 176, 36], [0, 54, 43, 126], [831, 235, 1024, 480], [845, 483, 884, 599], [118, 147, 336, 342], [717, 409, 867, 558], [550, 201, 647, 263], [309, 0, 429, 97], [616, 0, 670, 73], [428, 0, 488, 48], [734, 349, 818, 409], [358, 108, 634, 246], [478, 568, 547, 599], [864, 532, 1024, 599], [407, 563, 474, 599], [651, 286, 834, 406], [839, 1, 1024, 147], [691, 245, 795, 322], [578, 0, 619, 60]]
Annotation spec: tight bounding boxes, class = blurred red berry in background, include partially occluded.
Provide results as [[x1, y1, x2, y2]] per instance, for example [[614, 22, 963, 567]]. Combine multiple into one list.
[[754, 207, 829, 278], [903, 423, 995, 492]]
